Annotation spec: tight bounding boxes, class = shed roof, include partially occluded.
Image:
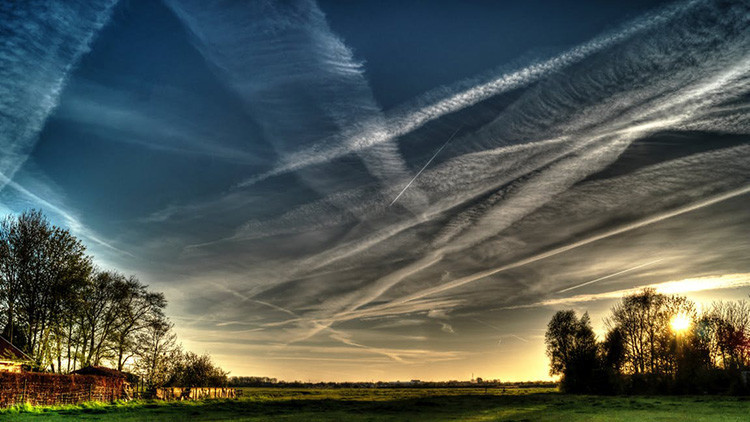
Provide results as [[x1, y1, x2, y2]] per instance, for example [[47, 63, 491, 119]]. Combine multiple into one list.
[[0, 335, 31, 362], [71, 365, 130, 379]]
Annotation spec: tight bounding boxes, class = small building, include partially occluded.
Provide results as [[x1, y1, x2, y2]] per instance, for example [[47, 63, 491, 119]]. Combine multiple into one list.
[[0, 335, 31, 372]]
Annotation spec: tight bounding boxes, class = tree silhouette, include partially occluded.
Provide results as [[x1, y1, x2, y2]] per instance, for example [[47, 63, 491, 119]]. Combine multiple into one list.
[[545, 310, 598, 392]]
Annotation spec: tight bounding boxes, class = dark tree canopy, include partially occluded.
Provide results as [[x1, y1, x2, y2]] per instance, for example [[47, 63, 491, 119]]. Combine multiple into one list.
[[545, 310, 599, 392], [168, 352, 229, 387], [546, 288, 750, 395], [0, 210, 226, 388]]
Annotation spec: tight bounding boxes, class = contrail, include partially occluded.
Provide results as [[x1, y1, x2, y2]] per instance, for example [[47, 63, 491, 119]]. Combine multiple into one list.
[[390, 128, 461, 206], [327, 184, 750, 324], [0, 173, 133, 257], [234, 0, 702, 188], [0, 0, 119, 191], [166, 0, 415, 206], [557, 258, 664, 294], [398, 185, 750, 303]]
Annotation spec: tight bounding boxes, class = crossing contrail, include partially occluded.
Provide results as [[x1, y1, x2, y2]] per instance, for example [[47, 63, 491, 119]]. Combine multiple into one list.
[[389, 128, 461, 206], [557, 258, 664, 294]]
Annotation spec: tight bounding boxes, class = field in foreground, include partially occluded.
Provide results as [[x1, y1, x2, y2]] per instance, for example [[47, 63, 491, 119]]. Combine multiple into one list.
[[2, 387, 749, 421]]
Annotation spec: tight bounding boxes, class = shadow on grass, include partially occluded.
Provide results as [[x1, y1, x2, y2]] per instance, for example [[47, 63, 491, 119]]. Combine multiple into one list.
[[7, 393, 750, 421], [10, 393, 558, 421]]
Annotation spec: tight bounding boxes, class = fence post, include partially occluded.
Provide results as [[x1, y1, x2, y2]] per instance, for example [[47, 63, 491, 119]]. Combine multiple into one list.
[[22, 378, 27, 405]]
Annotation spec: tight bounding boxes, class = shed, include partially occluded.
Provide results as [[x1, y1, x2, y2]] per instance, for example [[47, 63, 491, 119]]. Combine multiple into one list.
[[72, 365, 134, 382], [0, 335, 32, 372]]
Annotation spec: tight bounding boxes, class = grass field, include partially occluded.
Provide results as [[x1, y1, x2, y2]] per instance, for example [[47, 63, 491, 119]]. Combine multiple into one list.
[[2, 387, 749, 421]]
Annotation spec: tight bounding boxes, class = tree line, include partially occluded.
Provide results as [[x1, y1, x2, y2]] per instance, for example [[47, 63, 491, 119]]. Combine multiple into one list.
[[0, 210, 226, 389], [546, 288, 750, 394]]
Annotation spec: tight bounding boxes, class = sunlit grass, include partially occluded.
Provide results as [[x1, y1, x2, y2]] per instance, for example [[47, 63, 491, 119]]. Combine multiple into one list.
[[2, 388, 748, 421]]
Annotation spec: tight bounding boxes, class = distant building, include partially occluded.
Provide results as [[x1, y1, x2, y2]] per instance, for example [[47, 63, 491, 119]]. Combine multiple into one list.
[[0, 335, 32, 372]]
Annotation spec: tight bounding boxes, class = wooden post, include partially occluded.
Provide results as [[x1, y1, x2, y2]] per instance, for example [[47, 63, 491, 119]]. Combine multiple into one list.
[[22, 378, 27, 405]]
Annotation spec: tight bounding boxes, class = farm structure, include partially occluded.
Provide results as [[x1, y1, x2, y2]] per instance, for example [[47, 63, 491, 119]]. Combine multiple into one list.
[[0, 335, 32, 373], [0, 371, 128, 407], [156, 386, 239, 401]]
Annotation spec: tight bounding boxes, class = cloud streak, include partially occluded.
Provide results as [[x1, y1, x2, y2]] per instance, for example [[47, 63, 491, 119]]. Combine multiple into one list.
[[533, 273, 750, 308], [557, 259, 665, 294], [165, 0, 423, 212], [0, 0, 118, 190], [235, 0, 703, 186]]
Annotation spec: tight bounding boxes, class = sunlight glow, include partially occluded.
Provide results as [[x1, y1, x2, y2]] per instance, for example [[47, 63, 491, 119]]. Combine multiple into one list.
[[670, 313, 691, 334]]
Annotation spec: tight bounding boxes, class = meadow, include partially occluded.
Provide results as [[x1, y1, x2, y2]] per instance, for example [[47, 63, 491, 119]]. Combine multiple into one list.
[[2, 387, 749, 421]]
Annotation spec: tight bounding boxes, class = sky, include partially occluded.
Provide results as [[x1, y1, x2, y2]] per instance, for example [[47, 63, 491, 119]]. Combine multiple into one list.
[[1, 0, 749, 382]]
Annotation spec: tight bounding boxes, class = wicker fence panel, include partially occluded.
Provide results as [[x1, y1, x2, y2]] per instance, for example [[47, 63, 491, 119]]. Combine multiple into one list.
[[0, 372, 126, 407], [155, 387, 237, 401]]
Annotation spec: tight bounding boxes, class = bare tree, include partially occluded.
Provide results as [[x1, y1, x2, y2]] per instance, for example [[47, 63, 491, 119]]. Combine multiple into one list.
[[110, 276, 167, 371], [134, 317, 180, 389], [701, 300, 750, 370], [606, 288, 695, 376]]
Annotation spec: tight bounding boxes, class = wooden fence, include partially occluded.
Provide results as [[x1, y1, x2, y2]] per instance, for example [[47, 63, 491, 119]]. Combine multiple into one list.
[[0, 372, 128, 407], [155, 387, 238, 401]]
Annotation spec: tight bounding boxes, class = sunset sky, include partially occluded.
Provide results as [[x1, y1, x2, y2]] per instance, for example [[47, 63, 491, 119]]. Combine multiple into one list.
[[1, 0, 749, 382]]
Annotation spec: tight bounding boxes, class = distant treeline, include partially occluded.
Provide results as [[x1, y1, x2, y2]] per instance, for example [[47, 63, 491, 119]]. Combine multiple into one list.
[[0, 210, 227, 389], [546, 288, 750, 394], [227, 376, 556, 389]]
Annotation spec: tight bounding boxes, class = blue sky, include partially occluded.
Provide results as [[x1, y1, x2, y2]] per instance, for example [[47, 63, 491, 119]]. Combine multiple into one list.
[[1, 0, 749, 381]]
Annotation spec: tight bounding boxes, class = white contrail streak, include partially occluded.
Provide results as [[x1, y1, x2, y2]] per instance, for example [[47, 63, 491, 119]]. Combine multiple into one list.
[[397, 185, 750, 304], [529, 273, 750, 309], [324, 184, 750, 325], [0, 0, 118, 191], [166, 0, 417, 207], [0, 173, 133, 257], [556, 259, 664, 293], [389, 128, 461, 206], [236, 0, 702, 187]]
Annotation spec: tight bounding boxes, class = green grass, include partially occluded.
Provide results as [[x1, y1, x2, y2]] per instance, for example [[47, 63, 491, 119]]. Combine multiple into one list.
[[1, 388, 748, 421]]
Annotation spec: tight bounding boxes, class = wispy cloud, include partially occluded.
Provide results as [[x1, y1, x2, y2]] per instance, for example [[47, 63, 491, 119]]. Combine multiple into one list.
[[532, 273, 750, 308], [0, 0, 118, 191], [0, 172, 132, 258], [165, 0, 422, 212], [557, 259, 665, 293], [56, 81, 266, 165], [90, 0, 750, 370], [232, 0, 703, 186]]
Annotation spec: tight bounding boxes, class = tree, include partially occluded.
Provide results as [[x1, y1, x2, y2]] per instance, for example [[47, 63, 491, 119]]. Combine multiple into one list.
[[606, 288, 695, 376], [0, 214, 23, 347], [168, 352, 228, 387], [134, 317, 180, 389], [0, 210, 92, 367], [701, 300, 750, 370], [545, 310, 599, 392], [601, 326, 626, 373], [76, 271, 126, 367], [109, 276, 167, 371], [0, 210, 201, 381]]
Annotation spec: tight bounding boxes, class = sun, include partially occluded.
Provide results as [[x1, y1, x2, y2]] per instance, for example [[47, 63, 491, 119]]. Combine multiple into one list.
[[670, 313, 692, 334]]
